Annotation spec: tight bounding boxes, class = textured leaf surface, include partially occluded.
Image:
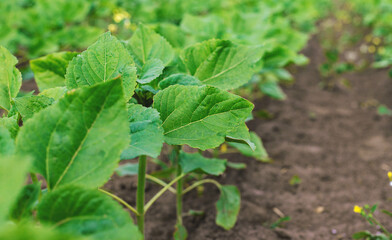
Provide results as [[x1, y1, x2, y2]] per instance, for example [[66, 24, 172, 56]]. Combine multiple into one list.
[[66, 32, 137, 100], [228, 132, 269, 161], [153, 85, 253, 150], [0, 127, 14, 155], [126, 24, 174, 68], [0, 46, 22, 111], [226, 123, 255, 150], [121, 103, 164, 159], [0, 115, 19, 139], [14, 95, 54, 120], [16, 79, 129, 190], [158, 73, 202, 89], [38, 186, 141, 240], [182, 39, 261, 90], [216, 185, 240, 230], [137, 59, 164, 84], [9, 182, 41, 222], [39, 87, 67, 100], [0, 156, 30, 225], [31, 51, 78, 91], [0, 224, 87, 240], [179, 151, 226, 176]]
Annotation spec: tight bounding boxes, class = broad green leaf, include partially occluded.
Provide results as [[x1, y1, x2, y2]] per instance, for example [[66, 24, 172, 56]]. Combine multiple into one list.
[[0, 115, 19, 139], [182, 39, 261, 90], [0, 155, 30, 225], [16, 79, 129, 190], [137, 59, 164, 84], [174, 223, 188, 240], [262, 45, 297, 69], [0, 224, 87, 240], [155, 23, 186, 48], [180, 14, 224, 42], [0, 46, 22, 111], [259, 80, 286, 100], [38, 185, 141, 240], [126, 24, 174, 68], [228, 132, 269, 162], [121, 103, 164, 159], [0, 127, 14, 155], [216, 185, 240, 230], [39, 87, 67, 100], [9, 182, 41, 222], [158, 73, 202, 90], [14, 95, 54, 120], [66, 32, 137, 100], [153, 85, 253, 150], [226, 123, 255, 150], [179, 151, 226, 176], [30, 51, 78, 91], [116, 163, 139, 176]]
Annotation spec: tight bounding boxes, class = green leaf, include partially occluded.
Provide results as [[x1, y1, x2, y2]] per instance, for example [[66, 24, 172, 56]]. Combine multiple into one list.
[[0, 46, 22, 111], [158, 73, 202, 90], [216, 185, 240, 230], [155, 23, 186, 48], [9, 182, 41, 222], [16, 79, 129, 190], [0, 224, 87, 240], [182, 39, 261, 90], [377, 104, 392, 116], [39, 87, 67, 101], [116, 163, 139, 176], [174, 223, 188, 240], [14, 95, 54, 121], [352, 231, 373, 239], [126, 24, 174, 68], [0, 155, 30, 225], [153, 85, 253, 150], [228, 132, 269, 162], [30, 52, 78, 91], [121, 103, 164, 159], [179, 151, 226, 176], [66, 32, 137, 100], [226, 162, 246, 169], [0, 126, 14, 155], [38, 185, 141, 240], [180, 14, 224, 42], [226, 123, 255, 150], [0, 115, 19, 139], [137, 59, 165, 84], [259, 81, 286, 100]]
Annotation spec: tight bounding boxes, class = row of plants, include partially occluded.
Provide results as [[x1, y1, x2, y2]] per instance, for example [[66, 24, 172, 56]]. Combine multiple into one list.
[[350, 0, 392, 76], [0, 1, 330, 239]]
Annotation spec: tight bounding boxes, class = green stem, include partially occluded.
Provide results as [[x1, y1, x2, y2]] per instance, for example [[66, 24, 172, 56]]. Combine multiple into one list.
[[370, 216, 390, 236], [146, 175, 176, 194], [182, 179, 222, 195], [136, 155, 147, 237], [176, 165, 184, 225], [144, 173, 185, 213], [99, 189, 138, 216]]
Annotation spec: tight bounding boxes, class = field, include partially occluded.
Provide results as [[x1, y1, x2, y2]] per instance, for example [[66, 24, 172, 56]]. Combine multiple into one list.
[[1, 1, 392, 240]]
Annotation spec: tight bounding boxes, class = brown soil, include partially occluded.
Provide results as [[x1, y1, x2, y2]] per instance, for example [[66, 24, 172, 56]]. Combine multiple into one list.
[[103, 35, 392, 240]]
